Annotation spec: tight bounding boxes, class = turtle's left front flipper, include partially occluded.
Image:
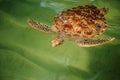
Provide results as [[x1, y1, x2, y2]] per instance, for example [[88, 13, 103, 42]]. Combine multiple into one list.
[[76, 38, 115, 47], [28, 19, 55, 34]]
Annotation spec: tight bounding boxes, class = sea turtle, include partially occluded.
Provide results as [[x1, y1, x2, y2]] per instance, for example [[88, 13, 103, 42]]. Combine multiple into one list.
[[28, 5, 115, 47]]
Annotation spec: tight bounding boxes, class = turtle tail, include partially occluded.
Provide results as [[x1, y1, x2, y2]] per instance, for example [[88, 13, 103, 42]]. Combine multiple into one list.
[[77, 37, 115, 47], [28, 19, 54, 33]]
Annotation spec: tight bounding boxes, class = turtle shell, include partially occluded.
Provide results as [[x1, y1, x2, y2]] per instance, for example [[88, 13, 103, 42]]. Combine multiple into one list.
[[52, 5, 108, 39]]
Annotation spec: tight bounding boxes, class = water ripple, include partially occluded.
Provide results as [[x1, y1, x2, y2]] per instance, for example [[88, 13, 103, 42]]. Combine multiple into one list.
[[40, 0, 67, 13]]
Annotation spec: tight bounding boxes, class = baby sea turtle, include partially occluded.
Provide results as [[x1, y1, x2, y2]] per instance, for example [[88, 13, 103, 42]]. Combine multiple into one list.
[[28, 5, 114, 47]]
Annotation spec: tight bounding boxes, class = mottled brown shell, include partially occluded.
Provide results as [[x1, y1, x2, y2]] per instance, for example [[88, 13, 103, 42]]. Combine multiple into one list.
[[52, 5, 108, 39]]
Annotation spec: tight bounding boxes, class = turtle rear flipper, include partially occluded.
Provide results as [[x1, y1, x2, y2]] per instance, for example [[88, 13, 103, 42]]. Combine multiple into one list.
[[77, 38, 115, 47], [28, 19, 55, 33]]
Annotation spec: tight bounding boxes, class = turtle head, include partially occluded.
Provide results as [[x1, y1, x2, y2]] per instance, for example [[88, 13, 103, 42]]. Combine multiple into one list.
[[100, 6, 109, 15]]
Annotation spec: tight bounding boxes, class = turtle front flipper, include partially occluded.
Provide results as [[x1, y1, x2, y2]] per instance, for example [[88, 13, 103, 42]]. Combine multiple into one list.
[[28, 19, 54, 33], [76, 38, 115, 47]]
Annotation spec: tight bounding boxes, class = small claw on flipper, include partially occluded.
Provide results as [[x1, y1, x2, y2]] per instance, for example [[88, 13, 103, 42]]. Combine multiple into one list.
[[28, 19, 54, 33], [77, 37, 115, 47]]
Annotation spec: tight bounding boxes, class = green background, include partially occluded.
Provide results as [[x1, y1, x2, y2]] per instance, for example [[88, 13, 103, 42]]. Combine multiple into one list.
[[0, 0, 120, 80]]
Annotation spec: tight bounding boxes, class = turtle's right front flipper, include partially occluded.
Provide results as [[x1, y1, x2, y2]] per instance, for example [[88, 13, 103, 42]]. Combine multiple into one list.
[[28, 19, 54, 33], [76, 38, 115, 47]]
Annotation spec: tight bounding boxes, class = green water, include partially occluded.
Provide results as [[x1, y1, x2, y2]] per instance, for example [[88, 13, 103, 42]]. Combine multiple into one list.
[[0, 0, 120, 80]]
